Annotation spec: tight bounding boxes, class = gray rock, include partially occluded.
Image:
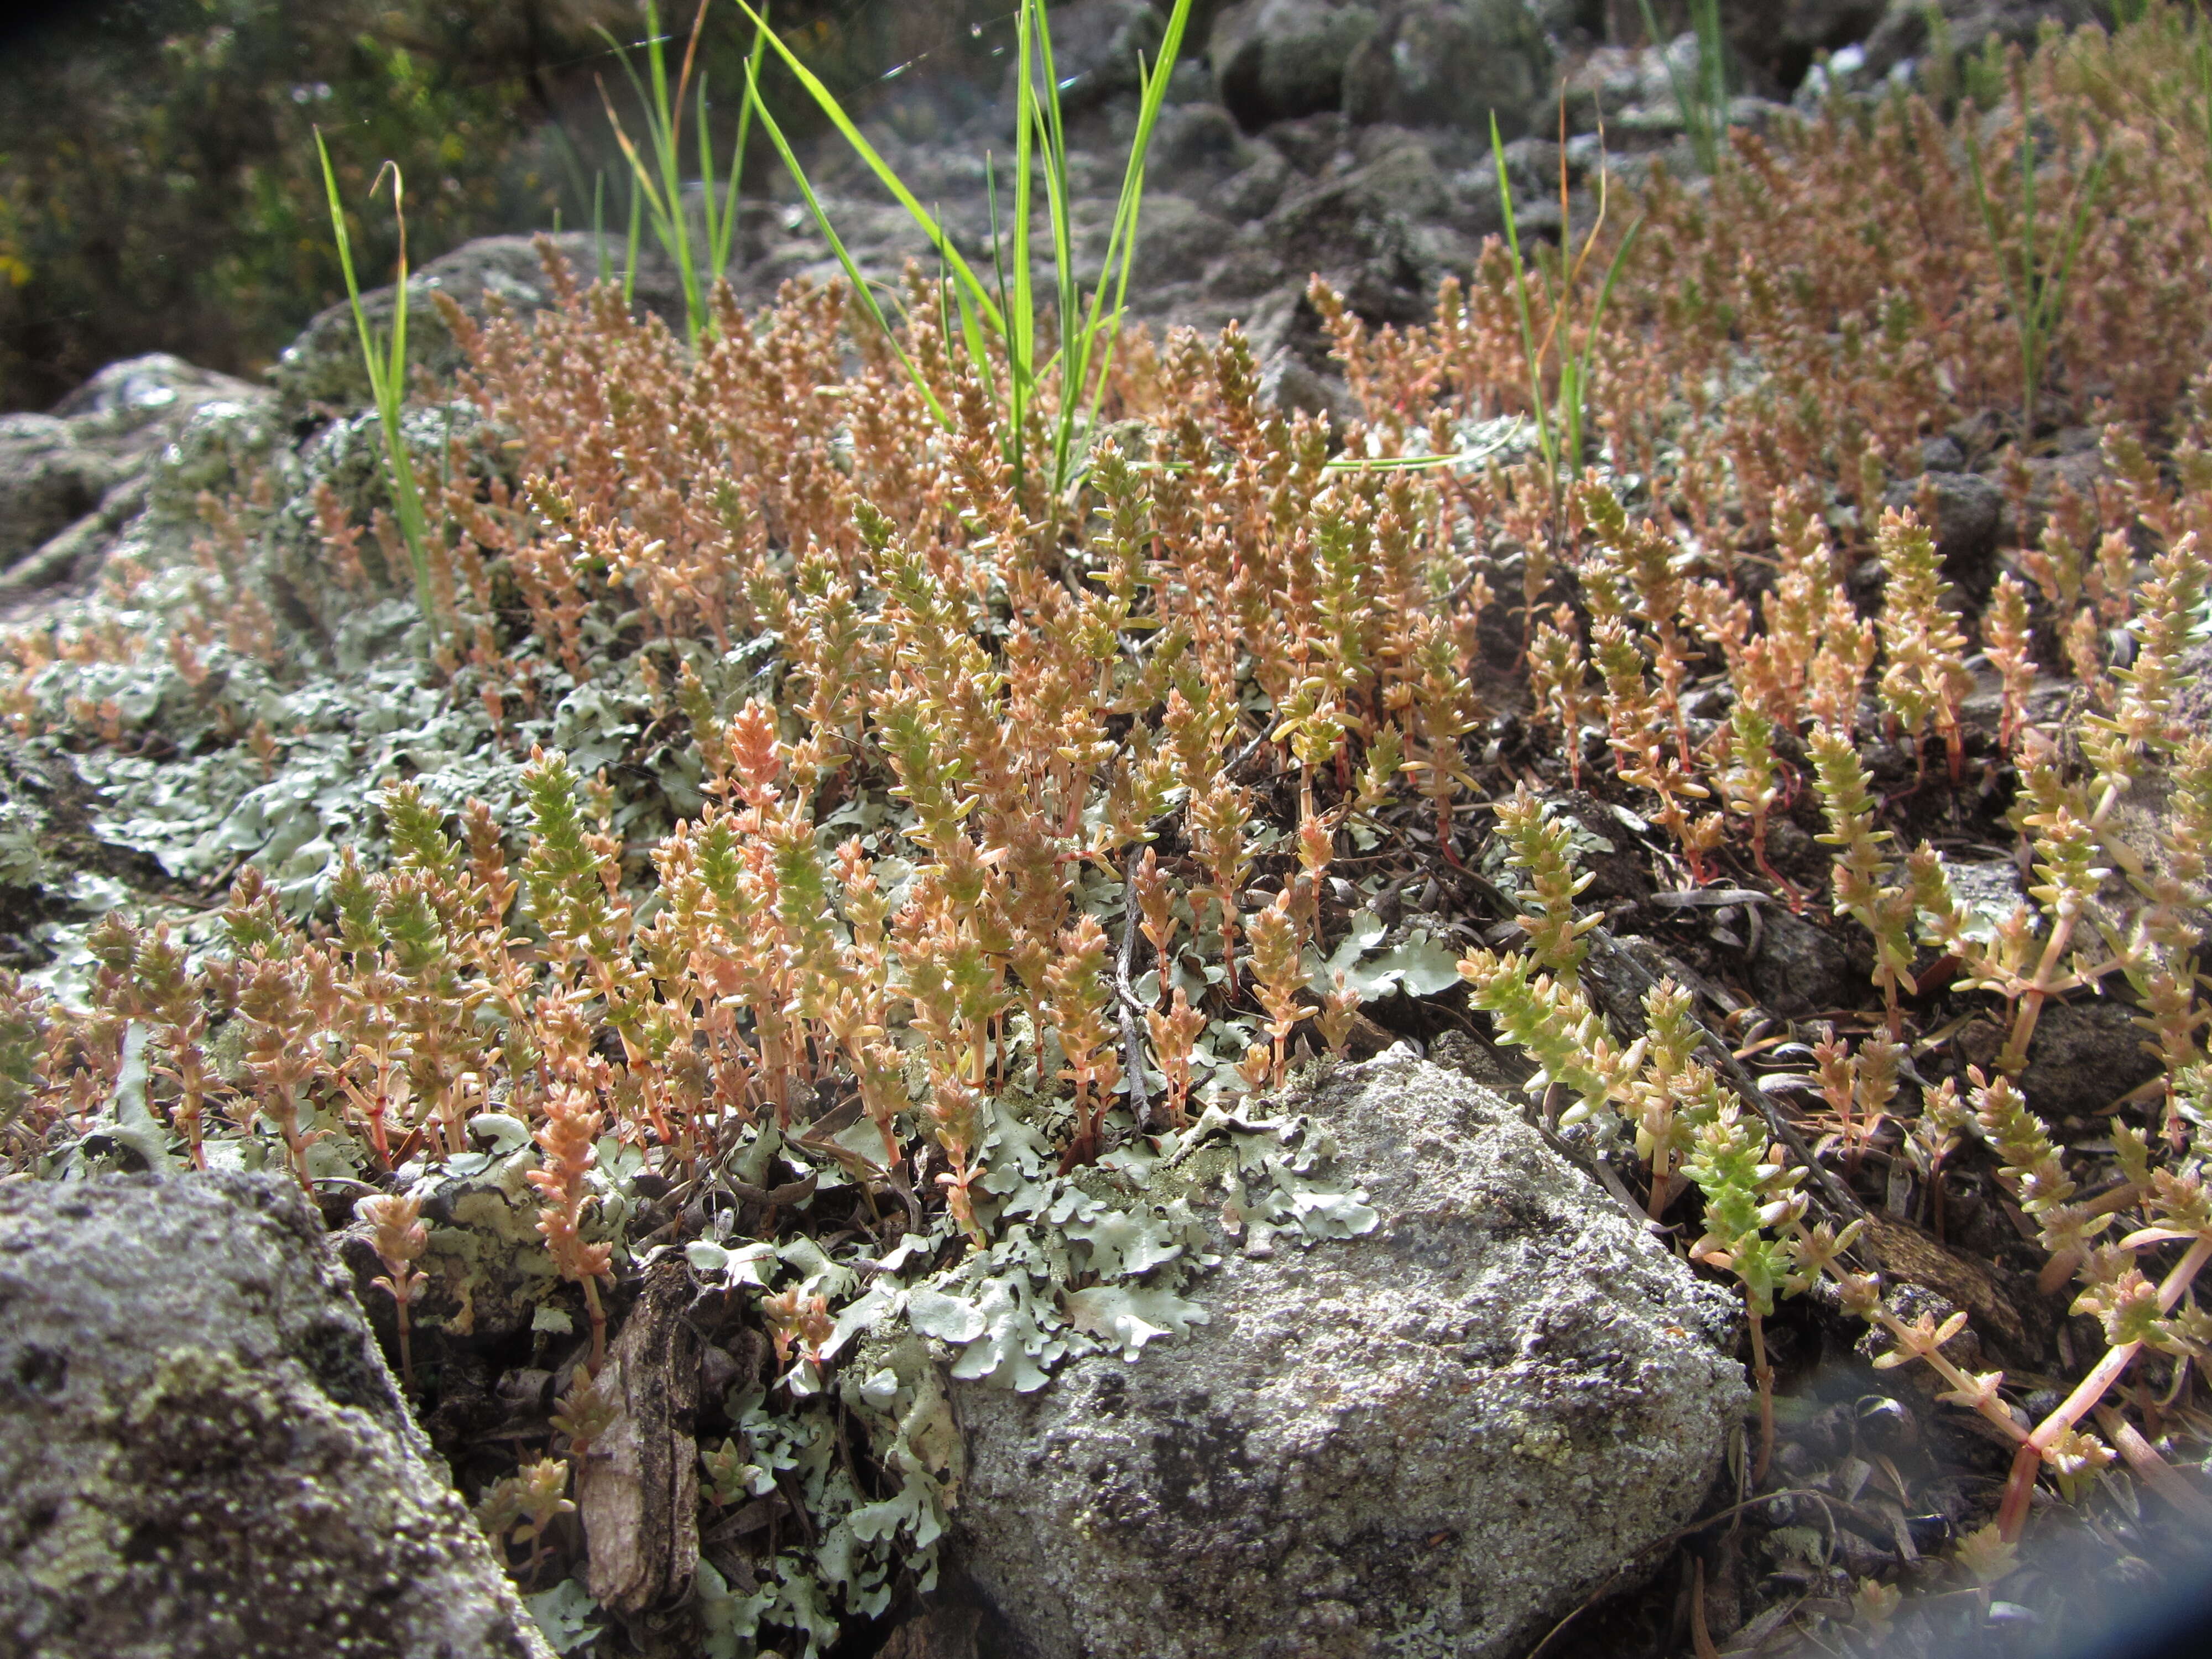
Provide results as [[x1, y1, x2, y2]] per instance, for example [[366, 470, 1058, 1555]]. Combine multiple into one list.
[[0, 354, 275, 598], [53, 354, 276, 498], [1747, 906, 1856, 1018], [1998, 440, 2102, 547], [270, 231, 683, 420], [1150, 100, 1256, 176], [1956, 999, 2162, 1122], [0, 413, 114, 569], [1548, 791, 1658, 908], [1918, 434, 1968, 473], [1344, 0, 1553, 138], [1129, 195, 1244, 287], [1882, 468, 2005, 589], [1211, 144, 1297, 220], [1759, 1, 1891, 56], [1724, 1, 1887, 95], [1266, 140, 1452, 325], [952, 1053, 1747, 1659], [0, 1170, 551, 1659], [1531, 0, 1600, 38], [1214, 0, 1383, 129], [1264, 107, 1357, 175], [1258, 349, 1354, 424], [51, 351, 268, 439], [1860, 1, 2098, 87]]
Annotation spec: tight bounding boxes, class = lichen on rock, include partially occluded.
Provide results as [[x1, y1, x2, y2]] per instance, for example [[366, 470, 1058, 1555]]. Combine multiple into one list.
[[950, 1052, 1747, 1659], [0, 1169, 553, 1659]]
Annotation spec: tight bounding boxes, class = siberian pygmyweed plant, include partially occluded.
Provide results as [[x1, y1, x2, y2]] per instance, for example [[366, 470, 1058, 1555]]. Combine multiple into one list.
[[11, 8, 2212, 1645]]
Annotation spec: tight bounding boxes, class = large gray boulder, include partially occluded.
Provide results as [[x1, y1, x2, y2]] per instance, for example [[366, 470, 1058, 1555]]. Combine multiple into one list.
[[1344, 1, 1553, 138], [1213, 0, 1383, 129], [950, 1053, 1748, 1659], [0, 1170, 553, 1659], [0, 354, 271, 582]]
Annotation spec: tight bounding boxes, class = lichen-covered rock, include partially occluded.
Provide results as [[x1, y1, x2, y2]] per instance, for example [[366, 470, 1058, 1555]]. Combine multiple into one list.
[[269, 231, 683, 419], [0, 1170, 553, 1659], [950, 1052, 1747, 1659], [0, 354, 276, 603], [0, 413, 117, 568]]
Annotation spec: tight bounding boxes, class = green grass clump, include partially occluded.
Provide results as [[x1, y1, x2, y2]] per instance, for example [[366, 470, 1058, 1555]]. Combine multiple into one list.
[[315, 133, 442, 644], [737, 0, 1197, 498]]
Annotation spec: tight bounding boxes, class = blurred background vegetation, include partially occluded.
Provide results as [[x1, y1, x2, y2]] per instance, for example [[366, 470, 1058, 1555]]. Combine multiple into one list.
[[0, 0, 1016, 412]]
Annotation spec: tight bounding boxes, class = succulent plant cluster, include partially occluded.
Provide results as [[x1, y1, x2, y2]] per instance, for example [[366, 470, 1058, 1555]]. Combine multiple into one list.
[[7, 6, 2212, 1656]]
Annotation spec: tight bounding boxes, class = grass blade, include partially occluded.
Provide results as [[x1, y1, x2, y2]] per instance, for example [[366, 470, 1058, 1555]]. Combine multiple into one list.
[[732, 0, 1005, 340], [646, 3, 702, 333], [1031, 0, 1080, 384], [1069, 0, 1196, 483], [1567, 212, 1643, 467], [1491, 112, 1556, 484], [592, 171, 608, 284], [1640, 0, 1726, 173], [697, 73, 721, 286], [712, 5, 771, 282], [314, 129, 440, 643], [1009, 0, 1037, 486], [739, 53, 952, 429], [624, 173, 643, 308]]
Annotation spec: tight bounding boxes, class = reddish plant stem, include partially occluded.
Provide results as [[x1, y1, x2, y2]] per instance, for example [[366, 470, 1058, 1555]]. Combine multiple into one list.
[[1995, 1234, 2212, 1540]]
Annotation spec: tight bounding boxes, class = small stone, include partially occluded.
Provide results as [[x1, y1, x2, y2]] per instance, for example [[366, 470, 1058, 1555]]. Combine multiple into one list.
[[1954, 999, 2161, 1121], [1882, 469, 2005, 591], [1747, 907, 1856, 1018], [1919, 435, 1968, 473]]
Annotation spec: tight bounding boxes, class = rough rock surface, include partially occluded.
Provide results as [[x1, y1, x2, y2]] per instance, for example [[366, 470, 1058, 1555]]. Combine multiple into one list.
[[0, 1170, 554, 1659], [270, 231, 682, 419], [951, 1053, 1747, 1659], [1213, 0, 1383, 129], [1883, 467, 2005, 592], [1746, 906, 1856, 1018], [0, 414, 117, 567], [0, 353, 270, 587], [1858, 0, 2099, 85], [1344, 0, 1554, 136], [1956, 999, 2163, 1121]]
